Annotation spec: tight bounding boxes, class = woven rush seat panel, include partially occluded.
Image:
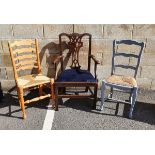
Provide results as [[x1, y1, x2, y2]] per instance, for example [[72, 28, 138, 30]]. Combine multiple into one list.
[[106, 74, 137, 87], [17, 74, 50, 88]]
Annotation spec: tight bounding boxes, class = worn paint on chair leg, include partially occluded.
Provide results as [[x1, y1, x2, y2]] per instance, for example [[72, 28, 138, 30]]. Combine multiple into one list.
[[129, 87, 138, 119], [100, 81, 106, 111], [129, 91, 132, 103], [19, 87, 26, 119], [92, 85, 98, 109], [109, 87, 113, 98]]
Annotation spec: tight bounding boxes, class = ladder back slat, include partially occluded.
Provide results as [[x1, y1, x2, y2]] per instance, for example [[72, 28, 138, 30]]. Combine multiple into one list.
[[13, 47, 36, 54], [10, 40, 35, 48], [15, 60, 37, 66], [16, 65, 38, 71], [14, 55, 36, 61]]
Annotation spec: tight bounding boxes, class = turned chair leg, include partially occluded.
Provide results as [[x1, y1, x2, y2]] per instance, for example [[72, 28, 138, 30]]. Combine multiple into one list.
[[55, 85, 58, 111], [18, 87, 26, 119], [100, 80, 106, 111], [17, 88, 21, 108], [39, 84, 43, 96], [50, 79, 55, 109], [129, 87, 138, 119]]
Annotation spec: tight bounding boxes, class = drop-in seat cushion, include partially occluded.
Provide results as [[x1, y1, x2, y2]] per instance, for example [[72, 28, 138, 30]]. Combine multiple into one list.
[[56, 69, 96, 83]]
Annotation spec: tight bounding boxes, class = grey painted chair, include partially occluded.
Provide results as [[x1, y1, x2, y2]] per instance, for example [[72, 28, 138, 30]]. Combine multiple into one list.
[[100, 40, 145, 118]]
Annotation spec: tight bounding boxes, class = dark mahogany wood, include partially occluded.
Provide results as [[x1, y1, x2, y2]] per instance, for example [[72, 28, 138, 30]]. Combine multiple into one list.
[[53, 33, 100, 110]]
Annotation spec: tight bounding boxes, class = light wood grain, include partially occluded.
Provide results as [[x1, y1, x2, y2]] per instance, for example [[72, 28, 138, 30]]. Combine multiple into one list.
[[16, 65, 38, 71], [10, 40, 35, 47], [9, 39, 54, 119], [14, 55, 36, 61], [24, 94, 51, 104], [15, 60, 37, 66], [13, 47, 36, 54]]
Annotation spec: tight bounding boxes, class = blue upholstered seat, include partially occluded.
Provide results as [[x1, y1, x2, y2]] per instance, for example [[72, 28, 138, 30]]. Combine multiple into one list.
[[56, 69, 96, 82]]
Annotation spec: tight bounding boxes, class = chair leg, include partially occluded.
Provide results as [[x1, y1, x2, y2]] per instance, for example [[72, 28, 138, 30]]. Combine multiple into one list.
[[55, 85, 58, 111], [18, 87, 26, 119], [129, 91, 132, 102], [92, 85, 98, 110], [129, 87, 138, 119], [85, 87, 89, 92], [100, 80, 106, 111], [59, 87, 66, 94], [17, 88, 21, 108], [108, 87, 113, 98], [39, 84, 43, 96], [50, 79, 55, 109]]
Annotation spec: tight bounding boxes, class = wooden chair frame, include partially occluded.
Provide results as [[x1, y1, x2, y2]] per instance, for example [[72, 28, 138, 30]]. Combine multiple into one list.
[[100, 40, 145, 118], [53, 33, 100, 111], [9, 39, 54, 119]]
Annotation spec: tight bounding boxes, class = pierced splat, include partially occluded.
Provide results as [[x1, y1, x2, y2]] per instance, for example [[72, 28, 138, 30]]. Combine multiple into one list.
[[67, 34, 83, 69]]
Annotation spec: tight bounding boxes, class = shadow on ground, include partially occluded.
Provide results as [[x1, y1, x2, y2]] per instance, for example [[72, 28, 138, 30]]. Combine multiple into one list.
[[58, 97, 155, 126], [1, 88, 155, 127], [0, 89, 50, 119]]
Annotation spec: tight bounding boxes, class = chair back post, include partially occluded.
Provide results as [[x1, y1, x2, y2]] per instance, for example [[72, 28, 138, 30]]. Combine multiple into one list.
[[35, 39, 42, 74], [88, 33, 92, 72], [8, 42, 19, 83], [134, 42, 145, 78], [111, 40, 116, 75], [59, 34, 64, 72]]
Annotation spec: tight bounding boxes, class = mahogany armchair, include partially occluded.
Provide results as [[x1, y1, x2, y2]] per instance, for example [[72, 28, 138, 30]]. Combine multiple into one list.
[[53, 33, 100, 111]]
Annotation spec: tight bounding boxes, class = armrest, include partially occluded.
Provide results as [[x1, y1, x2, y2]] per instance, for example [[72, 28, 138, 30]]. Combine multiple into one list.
[[89, 55, 100, 64], [89, 55, 100, 80]]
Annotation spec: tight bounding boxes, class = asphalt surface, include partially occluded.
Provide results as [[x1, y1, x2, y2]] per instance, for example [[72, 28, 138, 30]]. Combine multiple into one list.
[[52, 89, 155, 130], [0, 90, 48, 130], [0, 88, 155, 130]]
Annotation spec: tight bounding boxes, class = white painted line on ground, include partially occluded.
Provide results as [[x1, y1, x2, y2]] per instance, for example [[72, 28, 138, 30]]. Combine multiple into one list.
[[42, 99, 55, 130]]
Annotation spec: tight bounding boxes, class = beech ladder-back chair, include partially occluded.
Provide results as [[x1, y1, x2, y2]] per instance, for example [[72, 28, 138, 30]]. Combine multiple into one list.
[[100, 40, 145, 118], [53, 33, 100, 110], [9, 39, 54, 119]]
